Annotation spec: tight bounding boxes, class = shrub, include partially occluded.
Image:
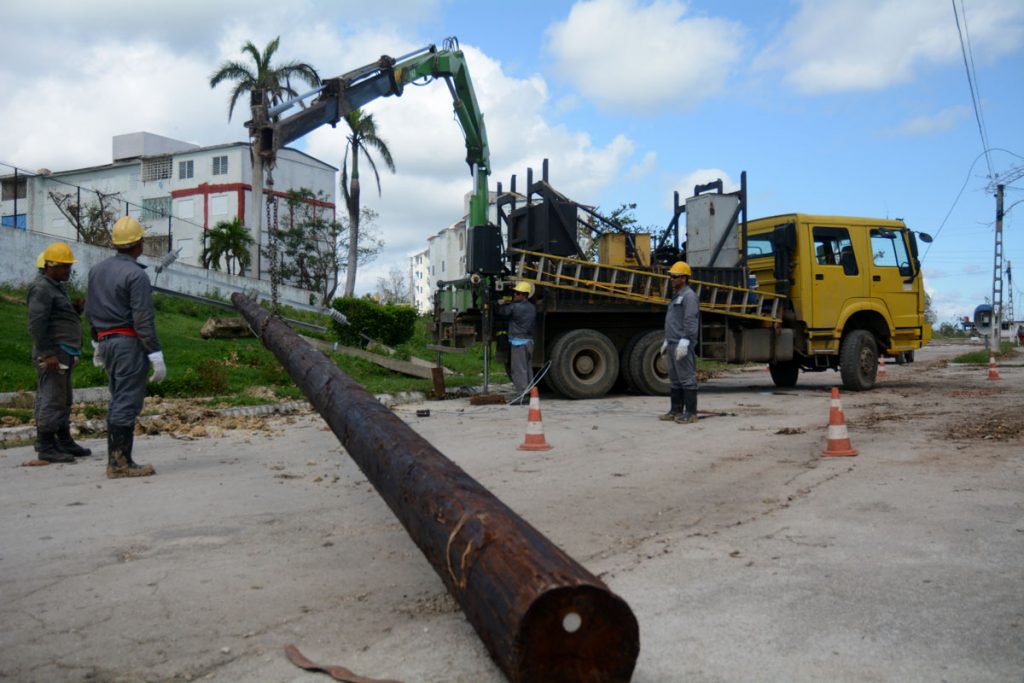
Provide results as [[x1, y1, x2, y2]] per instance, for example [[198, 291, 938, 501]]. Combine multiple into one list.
[[330, 298, 417, 348]]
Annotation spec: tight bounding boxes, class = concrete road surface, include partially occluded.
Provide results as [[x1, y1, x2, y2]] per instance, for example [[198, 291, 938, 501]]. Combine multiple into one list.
[[1, 343, 1021, 682]]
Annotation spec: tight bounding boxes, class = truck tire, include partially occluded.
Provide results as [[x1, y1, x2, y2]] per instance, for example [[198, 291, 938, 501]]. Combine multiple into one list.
[[768, 359, 800, 387], [547, 329, 619, 399], [840, 329, 877, 391], [628, 330, 670, 396], [618, 333, 643, 393]]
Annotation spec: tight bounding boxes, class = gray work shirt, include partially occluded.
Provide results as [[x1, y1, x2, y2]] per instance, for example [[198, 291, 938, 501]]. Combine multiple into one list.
[[27, 273, 82, 358], [497, 299, 536, 340], [664, 285, 699, 344], [85, 254, 161, 353]]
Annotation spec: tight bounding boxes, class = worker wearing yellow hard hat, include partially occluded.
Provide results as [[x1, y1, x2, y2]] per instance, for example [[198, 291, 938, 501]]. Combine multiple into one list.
[[661, 261, 700, 423], [85, 215, 161, 478], [497, 281, 537, 404], [27, 242, 92, 462]]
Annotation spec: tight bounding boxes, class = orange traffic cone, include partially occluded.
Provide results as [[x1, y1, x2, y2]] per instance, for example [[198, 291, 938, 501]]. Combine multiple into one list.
[[822, 387, 858, 457], [987, 353, 1001, 381], [877, 356, 887, 379], [517, 387, 552, 451]]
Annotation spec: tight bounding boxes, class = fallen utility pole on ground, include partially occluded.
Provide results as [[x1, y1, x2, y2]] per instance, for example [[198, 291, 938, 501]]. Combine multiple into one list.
[[231, 293, 640, 683]]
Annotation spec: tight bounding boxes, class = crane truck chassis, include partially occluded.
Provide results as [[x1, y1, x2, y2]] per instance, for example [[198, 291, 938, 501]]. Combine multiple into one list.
[[431, 162, 933, 396]]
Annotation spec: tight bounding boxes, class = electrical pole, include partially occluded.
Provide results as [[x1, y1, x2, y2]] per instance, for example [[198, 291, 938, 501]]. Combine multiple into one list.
[[1006, 260, 1014, 327], [991, 184, 1004, 350]]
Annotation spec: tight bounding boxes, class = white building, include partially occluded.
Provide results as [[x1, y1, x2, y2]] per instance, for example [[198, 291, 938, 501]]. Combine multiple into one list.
[[409, 190, 515, 313], [1, 131, 336, 280]]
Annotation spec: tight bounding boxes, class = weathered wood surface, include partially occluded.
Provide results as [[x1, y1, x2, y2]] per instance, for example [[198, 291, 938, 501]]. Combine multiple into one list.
[[232, 294, 640, 683]]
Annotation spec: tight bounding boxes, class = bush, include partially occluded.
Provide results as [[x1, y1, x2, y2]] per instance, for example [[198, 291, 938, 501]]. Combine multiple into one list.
[[330, 298, 417, 348]]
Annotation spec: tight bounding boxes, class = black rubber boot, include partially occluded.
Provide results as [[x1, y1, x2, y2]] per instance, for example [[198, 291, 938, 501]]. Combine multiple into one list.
[[37, 429, 74, 463], [676, 389, 699, 424], [56, 425, 92, 457], [106, 424, 154, 479], [660, 389, 684, 421]]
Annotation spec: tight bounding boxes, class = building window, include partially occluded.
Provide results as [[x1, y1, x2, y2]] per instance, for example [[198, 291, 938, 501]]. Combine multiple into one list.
[[142, 196, 172, 221], [212, 155, 228, 176], [2, 177, 27, 200], [179, 160, 194, 179], [142, 156, 172, 182]]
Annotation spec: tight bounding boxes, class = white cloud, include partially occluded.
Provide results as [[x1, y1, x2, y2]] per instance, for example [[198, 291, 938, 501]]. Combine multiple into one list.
[[891, 105, 972, 136], [671, 169, 739, 204], [755, 0, 1024, 94], [545, 0, 746, 111], [626, 151, 657, 181], [1, 41, 235, 170]]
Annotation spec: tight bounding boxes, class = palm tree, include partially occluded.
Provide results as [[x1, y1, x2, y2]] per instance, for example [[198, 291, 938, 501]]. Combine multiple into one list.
[[201, 218, 255, 276], [341, 109, 395, 297], [209, 36, 320, 279]]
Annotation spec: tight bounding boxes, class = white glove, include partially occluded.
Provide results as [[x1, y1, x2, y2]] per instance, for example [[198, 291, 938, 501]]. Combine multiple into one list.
[[148, 351, 167, 383], [659, 340, 668, 356], [92, 340, 106, 368], [674, 338, 690, 360]]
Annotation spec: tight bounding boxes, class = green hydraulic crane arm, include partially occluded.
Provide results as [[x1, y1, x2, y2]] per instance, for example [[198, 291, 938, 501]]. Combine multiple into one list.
[[249, 37, 491, 228]]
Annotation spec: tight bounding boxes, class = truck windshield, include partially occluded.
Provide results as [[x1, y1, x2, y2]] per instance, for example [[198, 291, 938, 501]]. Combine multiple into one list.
[[870, 228, 912, 276]]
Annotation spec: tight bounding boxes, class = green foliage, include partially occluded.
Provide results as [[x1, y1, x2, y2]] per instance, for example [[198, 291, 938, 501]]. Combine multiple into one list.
[[208, 36, 320, 121], [952, 340, 1016, 364], [331, 297, 417, 347], [201, 217, 254, 276], [0, 407, 33, 424], [0, 286, 506, 408]]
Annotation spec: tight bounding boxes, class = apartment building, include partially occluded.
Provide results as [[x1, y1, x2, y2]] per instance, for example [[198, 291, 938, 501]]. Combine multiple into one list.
[[1, 132, 336, 279]]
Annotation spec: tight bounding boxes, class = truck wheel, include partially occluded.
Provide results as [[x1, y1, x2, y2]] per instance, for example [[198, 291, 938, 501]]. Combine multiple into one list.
[[628, 330, 670, 396], [768, 359, 800, 387], [618, 333, 644, 393], [840, 329, 878, 391], [547, 329, 619, 399]]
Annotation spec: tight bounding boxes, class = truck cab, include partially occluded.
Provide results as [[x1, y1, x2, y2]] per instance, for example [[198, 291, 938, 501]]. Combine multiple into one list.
[[746, 213, 931, 389]]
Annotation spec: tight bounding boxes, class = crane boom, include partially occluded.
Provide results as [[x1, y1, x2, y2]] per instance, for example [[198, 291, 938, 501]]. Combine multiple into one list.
[[247, 38, 491, 228]]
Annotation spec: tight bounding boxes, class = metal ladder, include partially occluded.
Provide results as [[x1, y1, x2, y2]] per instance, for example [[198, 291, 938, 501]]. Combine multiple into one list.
[[511, 248, 784, 324], [512, 249, 782, 325]]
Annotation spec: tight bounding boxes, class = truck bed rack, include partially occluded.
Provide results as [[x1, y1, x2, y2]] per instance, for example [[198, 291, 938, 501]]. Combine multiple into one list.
[[511, 249, 785, 324]]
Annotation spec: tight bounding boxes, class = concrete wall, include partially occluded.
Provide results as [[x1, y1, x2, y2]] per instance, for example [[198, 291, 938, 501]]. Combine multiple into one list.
[[0, 227, 323, 312]]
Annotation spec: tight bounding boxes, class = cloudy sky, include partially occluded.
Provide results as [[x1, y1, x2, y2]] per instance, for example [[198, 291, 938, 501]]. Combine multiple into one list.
[[2, 0, 1023, 323]]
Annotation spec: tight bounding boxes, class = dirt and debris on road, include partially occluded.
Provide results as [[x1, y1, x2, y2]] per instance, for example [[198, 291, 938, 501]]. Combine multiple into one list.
[[0, 342, 1021, 682]]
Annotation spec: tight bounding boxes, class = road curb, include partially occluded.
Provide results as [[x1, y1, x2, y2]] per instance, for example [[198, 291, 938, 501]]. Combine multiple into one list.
[[0, 391, 429, 446]]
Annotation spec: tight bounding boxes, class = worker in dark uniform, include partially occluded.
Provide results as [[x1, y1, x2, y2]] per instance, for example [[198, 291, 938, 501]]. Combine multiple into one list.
[[85, 216, 165, 478], [661, 261, 700, 423], [27, 242, 92, 463], [497, 281, 536, 404]]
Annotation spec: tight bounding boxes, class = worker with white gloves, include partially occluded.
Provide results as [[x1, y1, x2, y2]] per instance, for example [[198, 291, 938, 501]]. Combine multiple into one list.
[[85, 216, 162, 478], [660, 261, 700, 423]]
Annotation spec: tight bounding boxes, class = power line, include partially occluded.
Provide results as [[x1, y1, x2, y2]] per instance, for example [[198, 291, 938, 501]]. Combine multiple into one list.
[[952, 0, 994, 181]]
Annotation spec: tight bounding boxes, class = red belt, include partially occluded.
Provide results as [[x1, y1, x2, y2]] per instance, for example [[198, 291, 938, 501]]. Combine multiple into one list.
[[97, 327, 138, 339]]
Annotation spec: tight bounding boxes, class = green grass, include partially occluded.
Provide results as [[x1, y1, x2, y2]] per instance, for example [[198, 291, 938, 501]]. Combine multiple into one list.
[[0, 284, 508, 403], [952, 340, 1018, 364]]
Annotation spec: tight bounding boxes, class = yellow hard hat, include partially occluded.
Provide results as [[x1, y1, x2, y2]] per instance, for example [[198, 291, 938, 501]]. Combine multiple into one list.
[[36, 251, 46, 269], [42, 242, 77, 264], [111, 216, 145, 246], [513, 281, 533, 295], [669, 261, 692, 277]]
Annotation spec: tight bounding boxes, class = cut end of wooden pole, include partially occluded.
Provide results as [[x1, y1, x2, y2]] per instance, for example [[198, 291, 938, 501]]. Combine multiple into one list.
[[513, 585, 640, 683]]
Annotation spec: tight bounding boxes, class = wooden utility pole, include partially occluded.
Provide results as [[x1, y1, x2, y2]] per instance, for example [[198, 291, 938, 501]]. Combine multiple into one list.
[[231, 293, 641, 682]]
